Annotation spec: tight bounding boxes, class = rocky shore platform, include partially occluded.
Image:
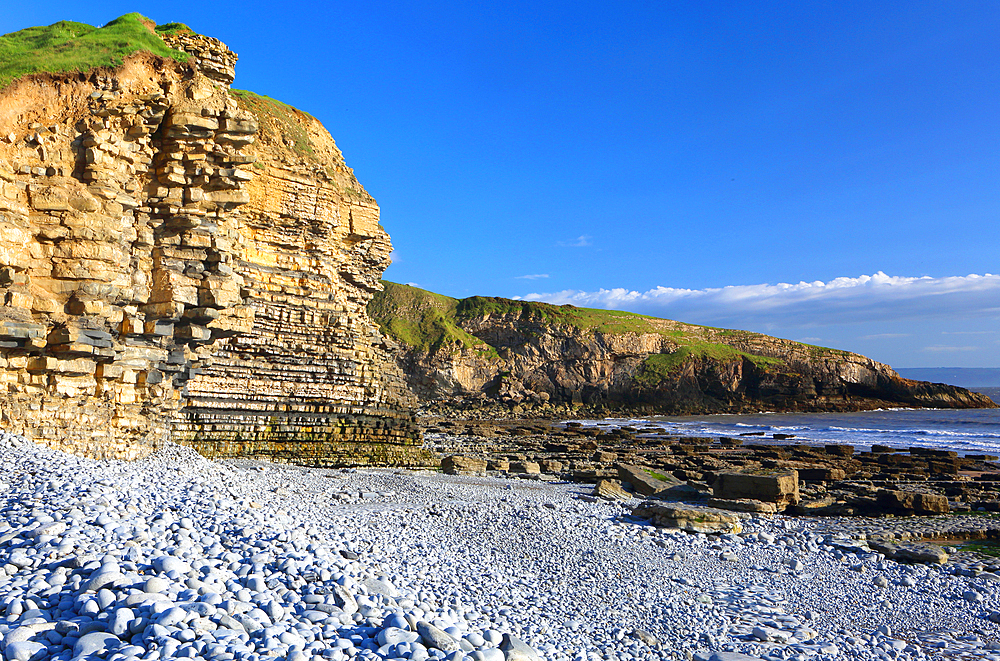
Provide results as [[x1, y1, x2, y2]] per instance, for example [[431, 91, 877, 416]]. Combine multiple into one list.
[[4, 428, 1000, 661], [422, 417, 1000, 519]]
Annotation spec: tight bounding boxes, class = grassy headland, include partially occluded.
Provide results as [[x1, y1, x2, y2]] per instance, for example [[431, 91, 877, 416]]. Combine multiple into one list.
[[367, 282, 487, 354], [370, 281, 804, 382], [0, 13, 191, 91]]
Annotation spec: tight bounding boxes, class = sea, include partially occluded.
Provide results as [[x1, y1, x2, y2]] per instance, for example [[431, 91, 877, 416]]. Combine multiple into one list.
[[569, 388, 1000, 455]]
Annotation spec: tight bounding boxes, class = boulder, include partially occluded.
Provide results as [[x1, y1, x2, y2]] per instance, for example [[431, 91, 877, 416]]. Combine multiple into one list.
[[593, 479, 632, 501], [509, 461, 540, 474], [416, 621, 460, 652], [712, 471, 799, 508], [868, 539, 949, 564], [914, 492, 950, 514], [616, 463, 680, 496], [441, 455, 487, 476], [876, 489, 949, 514], [487, 458, 509, 471], [500, 634, 541, 661], [632, 501, 748, 534], [631, 629, 659, 647], [539, 459, 564, 473]]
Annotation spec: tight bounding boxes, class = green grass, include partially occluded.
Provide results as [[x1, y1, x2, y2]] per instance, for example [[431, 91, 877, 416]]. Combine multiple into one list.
[[371, 282, 832, 377], [0, 13, 190, 91], [230, 89, 317, 160], [455, 296, 671, 335], [634, 344, 784, 386], [153, 22, 193, 36], [368, 282, 489, 354]]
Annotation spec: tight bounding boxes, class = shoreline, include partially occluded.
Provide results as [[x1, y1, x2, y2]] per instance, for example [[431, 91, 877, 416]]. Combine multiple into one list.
[[418, 415, 1000, 524], [555, 412, 1000, 455]]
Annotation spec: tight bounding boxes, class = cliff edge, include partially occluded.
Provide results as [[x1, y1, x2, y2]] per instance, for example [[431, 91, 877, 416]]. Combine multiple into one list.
[[0, 15, 420, 463], [369, 282, 998, 415]]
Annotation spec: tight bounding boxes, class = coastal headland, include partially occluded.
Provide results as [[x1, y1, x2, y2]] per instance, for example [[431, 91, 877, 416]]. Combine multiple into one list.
[[2, 15, 1000, 661], [0, 14, 994, 470], [368, 282, 997, 417]]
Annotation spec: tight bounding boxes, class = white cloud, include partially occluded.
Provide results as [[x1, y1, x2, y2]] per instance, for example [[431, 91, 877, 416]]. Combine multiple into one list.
[[516, 274, 550, 280], [557, 235, 593, 248], [405, 282, 420, 287], [921, 345, 980, 352], [941, 330, 997, 335], [517, 272, 1000, 328], [862, 333, 910, 340]]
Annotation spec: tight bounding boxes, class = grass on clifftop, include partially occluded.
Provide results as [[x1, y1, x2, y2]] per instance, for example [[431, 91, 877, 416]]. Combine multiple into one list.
[[370, 282, 795, 375], [230, 89, 357, 188], [230, 89, 318, 161], [455, 296, 673, 335], [0, 13, 191, 91], [368, 282, 489, 354], [634, 346, 784, 386]]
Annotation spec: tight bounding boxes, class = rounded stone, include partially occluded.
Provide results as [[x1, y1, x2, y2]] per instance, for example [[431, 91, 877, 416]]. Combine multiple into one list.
[[3, 641, 47, 661], [153, 556, 192, 575], [73, 632, 120, 658], [144, 576, 170, 593]]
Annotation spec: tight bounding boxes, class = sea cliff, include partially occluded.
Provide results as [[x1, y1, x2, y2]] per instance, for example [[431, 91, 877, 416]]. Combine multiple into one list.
[[0, 16, 419, 463], [369, 282, 997, 415]]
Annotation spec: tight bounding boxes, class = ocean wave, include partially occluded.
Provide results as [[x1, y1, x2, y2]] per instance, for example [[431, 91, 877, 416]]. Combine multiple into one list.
[[568, 410, 1000, 454], [826, 426, 1000, 439]]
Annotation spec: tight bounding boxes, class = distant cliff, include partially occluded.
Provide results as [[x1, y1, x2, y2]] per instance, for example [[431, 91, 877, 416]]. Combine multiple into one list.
[[0, 15, 419, 463], [369, 282, 998, 414]]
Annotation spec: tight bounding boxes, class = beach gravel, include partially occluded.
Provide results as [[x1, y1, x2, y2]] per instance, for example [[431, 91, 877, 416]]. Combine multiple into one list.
[[0, 432, 998, 661]]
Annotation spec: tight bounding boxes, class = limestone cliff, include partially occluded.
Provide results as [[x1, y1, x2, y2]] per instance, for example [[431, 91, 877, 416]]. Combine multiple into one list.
[[370, 282, 998, 414], [0, 16, 419, 463]]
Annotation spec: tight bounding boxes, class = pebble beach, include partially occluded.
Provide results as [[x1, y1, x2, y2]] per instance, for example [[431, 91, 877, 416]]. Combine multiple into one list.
[[3, 433, 1000, 661]]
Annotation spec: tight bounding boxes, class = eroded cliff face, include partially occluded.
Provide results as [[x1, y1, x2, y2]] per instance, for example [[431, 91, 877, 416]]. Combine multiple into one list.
[[371, 287, 996, 414], [0, 31, 419, 462]]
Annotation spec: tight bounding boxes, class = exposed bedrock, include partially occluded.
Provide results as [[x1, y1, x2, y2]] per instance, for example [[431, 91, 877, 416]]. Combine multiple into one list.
[[0, 33, 419, 462], [370, 285, 996, 414]]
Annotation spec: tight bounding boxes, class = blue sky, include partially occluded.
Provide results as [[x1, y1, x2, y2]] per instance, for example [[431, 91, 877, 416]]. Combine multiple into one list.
[[4, 2, 999, 368]]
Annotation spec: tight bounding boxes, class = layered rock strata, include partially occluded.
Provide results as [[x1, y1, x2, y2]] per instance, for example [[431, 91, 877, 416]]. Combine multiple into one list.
[[370, 284, 997, 414], [0, 28, 418, 462]]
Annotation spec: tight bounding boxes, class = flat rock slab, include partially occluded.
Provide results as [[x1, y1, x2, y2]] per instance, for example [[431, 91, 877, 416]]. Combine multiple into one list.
[[868, 538, 950, 565], [632, 501, 749, 534], [616, 463, 680, 496]]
